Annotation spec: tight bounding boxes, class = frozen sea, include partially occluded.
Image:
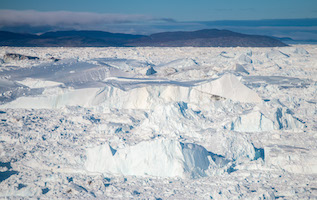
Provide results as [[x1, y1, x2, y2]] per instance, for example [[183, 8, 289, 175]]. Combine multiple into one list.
[[0, 46, 316, 199]]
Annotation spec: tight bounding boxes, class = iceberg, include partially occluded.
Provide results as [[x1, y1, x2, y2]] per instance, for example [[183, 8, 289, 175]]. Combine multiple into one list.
[[229, 111, 275, 132], [229, 108, 305, 132], [1, 74, 262, 109], [85, 139, 211, 178]]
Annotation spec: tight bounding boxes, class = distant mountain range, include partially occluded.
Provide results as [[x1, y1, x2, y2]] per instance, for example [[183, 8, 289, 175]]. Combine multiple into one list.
[[0, 29, 287, 47]]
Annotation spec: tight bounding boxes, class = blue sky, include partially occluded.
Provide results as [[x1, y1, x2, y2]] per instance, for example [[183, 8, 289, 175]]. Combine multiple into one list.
[[1, 0, 317, 21], [0, 0, 317, 40]]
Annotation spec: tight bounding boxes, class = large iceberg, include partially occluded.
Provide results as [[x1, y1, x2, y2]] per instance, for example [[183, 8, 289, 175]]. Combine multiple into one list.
[[85, 139, 211, 178], [1, 74, 262, 109]]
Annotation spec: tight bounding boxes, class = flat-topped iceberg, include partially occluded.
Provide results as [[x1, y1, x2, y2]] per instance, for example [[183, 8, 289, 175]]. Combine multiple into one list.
[[1, 74, 262, 109]]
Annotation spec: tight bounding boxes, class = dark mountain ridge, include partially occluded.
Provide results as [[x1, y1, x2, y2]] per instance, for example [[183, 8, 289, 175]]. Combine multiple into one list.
[[0, 29, 287, 47], [128, 29, 287, 47]]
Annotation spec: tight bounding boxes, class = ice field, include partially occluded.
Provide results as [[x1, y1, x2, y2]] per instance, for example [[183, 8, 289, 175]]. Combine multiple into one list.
[[0, 46, 316, 199]]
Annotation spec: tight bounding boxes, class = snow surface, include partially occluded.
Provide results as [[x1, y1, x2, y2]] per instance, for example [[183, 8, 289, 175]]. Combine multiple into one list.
[[0, 46, 316, 199]]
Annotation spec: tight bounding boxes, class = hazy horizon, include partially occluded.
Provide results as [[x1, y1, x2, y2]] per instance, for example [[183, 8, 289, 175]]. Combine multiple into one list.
[[0, 0, 317, 40]]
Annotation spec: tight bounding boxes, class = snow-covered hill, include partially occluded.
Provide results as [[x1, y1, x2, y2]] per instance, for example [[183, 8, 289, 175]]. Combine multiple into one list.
[[0, 46, 316, 199]]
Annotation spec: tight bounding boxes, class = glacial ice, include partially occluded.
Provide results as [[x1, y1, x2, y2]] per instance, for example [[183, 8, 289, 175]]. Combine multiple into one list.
[[275, 107, 305, 131], [229, 107, 305, 132], [265, 145, 317, 174], [229, 111, 275, 132], [203, 131, 256, 161], [0, 73, 262, 109], [85, 139, 211, 178]]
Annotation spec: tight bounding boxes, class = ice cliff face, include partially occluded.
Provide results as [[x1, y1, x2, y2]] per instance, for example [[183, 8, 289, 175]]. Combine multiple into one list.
[[85, 139, 211, 178], [229, 111, 275, 132], [229, 108, 305, 132]]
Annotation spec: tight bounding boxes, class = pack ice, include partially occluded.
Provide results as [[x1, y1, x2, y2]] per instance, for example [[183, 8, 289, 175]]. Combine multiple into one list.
[[0, 46, 316, 199]]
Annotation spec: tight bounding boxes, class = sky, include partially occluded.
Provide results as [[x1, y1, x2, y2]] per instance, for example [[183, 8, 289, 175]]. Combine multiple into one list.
[[1, 0, 317, 21], [0, 0, 317, 40]]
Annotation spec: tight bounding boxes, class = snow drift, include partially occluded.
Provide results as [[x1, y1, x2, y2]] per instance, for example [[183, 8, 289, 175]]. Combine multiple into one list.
[[17, 78, 63, 88]]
